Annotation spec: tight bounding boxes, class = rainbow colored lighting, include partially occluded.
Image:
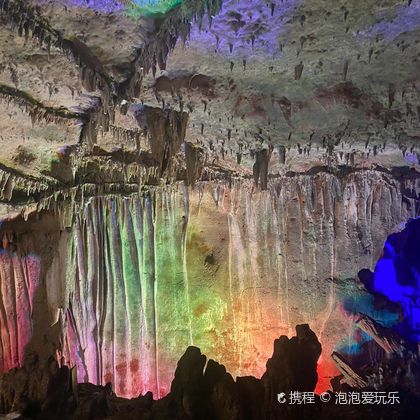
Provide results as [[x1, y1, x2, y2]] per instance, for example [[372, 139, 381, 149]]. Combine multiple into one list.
[[1, 177, 416, 399], [60, 178, 389, 398]]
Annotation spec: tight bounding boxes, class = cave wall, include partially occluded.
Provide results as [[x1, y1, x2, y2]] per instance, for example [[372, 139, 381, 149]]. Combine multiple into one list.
[[0, 251, 40, 372], [0, 170, 418, 398], [26, 169, 413, 398]]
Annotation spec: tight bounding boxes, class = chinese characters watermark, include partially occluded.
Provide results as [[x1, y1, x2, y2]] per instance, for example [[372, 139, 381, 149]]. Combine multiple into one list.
[[277, 391, 400, 405]]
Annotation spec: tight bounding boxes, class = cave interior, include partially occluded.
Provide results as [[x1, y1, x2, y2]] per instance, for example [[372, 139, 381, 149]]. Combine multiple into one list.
[[0, 0, 419, 419]]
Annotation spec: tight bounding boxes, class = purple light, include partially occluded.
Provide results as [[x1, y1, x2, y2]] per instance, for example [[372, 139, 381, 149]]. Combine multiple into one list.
[[405, 152, 419, 165], [186, 0, 301, 59], [357, 0, 420, 42], [372, 218, 420, 341], [35, 0, 125, 13]]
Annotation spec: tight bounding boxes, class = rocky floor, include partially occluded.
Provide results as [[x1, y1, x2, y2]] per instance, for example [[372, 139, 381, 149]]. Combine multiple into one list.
[[1, 322, 420, 419]]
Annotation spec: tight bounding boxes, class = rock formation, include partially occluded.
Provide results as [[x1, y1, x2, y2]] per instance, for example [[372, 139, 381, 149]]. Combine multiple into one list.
[[0, 324, 323, 419], [0, 0, 419, 418]]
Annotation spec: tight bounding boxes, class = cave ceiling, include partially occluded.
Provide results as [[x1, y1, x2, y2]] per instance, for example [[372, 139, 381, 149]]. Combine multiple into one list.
[[0, 0, 419, 216]]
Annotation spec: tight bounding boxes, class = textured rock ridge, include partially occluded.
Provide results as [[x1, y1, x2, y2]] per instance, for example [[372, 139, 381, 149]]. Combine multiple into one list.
[[0, 169, 418, 398]]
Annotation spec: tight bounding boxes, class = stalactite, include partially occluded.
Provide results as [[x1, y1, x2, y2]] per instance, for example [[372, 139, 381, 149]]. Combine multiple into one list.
[[0, 167, 52, 202], [0, 85, 84, 128], [137, 105, 189, 177], [59, 187, 197, 397], [253, 147, 273, 190], [19, 170, 412, 399], [0, 0, 114, 107]]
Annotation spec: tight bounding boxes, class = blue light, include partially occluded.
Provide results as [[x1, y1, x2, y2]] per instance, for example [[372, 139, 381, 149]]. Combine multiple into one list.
[[373, 218, 420, 342]]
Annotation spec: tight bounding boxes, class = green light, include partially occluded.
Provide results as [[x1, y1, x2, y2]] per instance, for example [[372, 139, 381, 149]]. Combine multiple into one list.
[[127, 0, 183, 17]]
